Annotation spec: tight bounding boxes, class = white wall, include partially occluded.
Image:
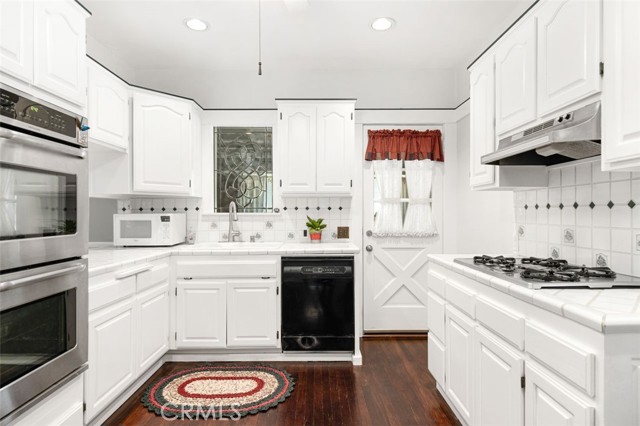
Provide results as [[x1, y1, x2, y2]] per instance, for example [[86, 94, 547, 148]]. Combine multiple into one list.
[[454, 112, 515, 254]]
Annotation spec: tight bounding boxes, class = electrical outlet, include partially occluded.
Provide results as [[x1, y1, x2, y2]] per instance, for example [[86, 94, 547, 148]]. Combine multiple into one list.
[[303, 229, 308, 237], [337, 226, 349, 239]]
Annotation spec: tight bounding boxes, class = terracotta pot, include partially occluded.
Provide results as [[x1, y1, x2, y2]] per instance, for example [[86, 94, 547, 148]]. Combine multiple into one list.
[[309, 230, 322, 243]]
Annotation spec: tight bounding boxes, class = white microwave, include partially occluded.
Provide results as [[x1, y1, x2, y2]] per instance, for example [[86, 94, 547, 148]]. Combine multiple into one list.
[[113, 213, 186, 246]]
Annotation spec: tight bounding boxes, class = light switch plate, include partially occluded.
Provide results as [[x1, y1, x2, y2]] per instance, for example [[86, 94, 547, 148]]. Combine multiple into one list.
[[337, 227, 349, 239]]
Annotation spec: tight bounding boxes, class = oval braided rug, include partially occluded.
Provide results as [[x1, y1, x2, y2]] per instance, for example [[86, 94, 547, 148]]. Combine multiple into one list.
[[142, 364, 295, 420]]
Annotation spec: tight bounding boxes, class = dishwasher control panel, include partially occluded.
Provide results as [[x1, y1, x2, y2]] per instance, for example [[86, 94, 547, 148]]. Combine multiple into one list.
[[300, 266, 349, 275]]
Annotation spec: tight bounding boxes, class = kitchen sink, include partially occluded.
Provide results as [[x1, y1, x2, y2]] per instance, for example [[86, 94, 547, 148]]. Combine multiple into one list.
[[194, 242, 283, 249]]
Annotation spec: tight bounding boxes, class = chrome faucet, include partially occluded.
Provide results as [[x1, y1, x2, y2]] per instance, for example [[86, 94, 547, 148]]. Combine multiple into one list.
[[228, 201, 241, 242]]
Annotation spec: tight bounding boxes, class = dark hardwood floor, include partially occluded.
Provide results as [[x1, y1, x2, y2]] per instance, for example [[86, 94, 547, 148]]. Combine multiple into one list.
[[105, 337, 460, 426]]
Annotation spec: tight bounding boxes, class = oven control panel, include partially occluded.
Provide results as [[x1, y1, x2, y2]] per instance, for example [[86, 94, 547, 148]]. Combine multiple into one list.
[[0, 85, 87, 147]]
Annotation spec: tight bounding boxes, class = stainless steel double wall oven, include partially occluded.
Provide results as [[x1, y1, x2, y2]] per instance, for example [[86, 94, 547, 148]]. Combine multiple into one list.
[[0, 84, 89, 422]]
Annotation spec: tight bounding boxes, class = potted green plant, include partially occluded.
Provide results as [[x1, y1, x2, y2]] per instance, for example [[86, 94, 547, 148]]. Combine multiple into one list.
[[306, 216, 326, 243]]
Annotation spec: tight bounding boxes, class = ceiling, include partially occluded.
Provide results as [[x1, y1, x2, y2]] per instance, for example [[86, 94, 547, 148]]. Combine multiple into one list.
[[84, 0, 533, 73]]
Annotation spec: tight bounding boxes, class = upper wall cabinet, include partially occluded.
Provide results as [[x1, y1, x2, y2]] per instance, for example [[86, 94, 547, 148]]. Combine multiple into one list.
[[278, 100, 355, 196], [33, 0, 87, 107], [494, 19, 536, 134], [469, 57, 497, 189], [536, 0, 601, 117], [87, 60, 130, 151], [601, 0, 640, 171], [0, 0, 34, 82], [133, 92, 192, 194]]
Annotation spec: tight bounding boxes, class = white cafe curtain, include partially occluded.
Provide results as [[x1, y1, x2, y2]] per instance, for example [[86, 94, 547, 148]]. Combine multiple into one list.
[[403, 159, 438, 237]]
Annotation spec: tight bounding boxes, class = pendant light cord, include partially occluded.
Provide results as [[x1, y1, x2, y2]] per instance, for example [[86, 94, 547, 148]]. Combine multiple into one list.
[[258, 0, 262, 75]]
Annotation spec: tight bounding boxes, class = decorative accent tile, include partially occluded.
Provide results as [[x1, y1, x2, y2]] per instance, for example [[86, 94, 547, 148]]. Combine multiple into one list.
[[573, 202, 579, 209], [563, 228, 575, 245], [607, 201, 614, 209], [546, 203, 551, 209], [559, 203, 564, 210], [589, 202, 595, 209], [287, 232, 295, 240], [595, 253, 608, 267], [265, 221, 273, 229], [629, 200, 636, 209], [524, 204, 529, 210], [518, 225, 525, 239], [535, 204, 539, 210], [636, 234, 640, 252], [550, 247, 560, 259]]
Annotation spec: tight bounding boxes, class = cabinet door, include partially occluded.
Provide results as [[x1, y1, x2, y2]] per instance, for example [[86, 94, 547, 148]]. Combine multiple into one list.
[[0, 0, 33, 82], [88, 60, 130, 151], [33, 0, 87, 106], [537, 0, 600, 116], [475, 327, 524, 426], [279, 105, 316, 193], [525, 363, 595, 426], [137, 284, 169, 372], [85, 299, 136, 421], [495, 19, 537, 134], [316, 103, 354, 194], [227, 279, 279, 348], [601, 0, 640, 171], [444, 305, 475, 425], [469, 57, 497, 188], [133, 92, 191, 194], [189, 106, 202, 196], [176, 281, 226, 348]]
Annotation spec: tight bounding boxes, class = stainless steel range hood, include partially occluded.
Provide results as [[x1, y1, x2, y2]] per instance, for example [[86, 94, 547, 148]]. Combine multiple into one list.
[[482, 101, 601, 166]]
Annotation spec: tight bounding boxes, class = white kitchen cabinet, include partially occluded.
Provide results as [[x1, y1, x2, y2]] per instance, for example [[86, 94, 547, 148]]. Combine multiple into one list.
[[189, 105, 203, 196], [87, 59, 130, 151], [475, 327, 524, 426], [0, 0, 34, 82], [227, 279, 279, 348], [33, 0, 87, 107], [524, 363, 595, 426], [278, 100, 355, 195], [469, 56, 497, 189], [495, 17, 537, 134], [278, 104, 317, 193], [133, 91, 191, 194], [536, 0, 601, 117], [316, 103, 354, 193], [136, 284, 169, 372], [176, 280, 227, 348], [85, 298, 137, 421], [601, 0, 640, 171], [444, 305, 475, 425]]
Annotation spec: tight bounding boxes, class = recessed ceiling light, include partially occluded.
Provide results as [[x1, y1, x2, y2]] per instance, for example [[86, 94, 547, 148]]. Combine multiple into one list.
[[185, 18, 208, 31], [371, 17, 395, 31]]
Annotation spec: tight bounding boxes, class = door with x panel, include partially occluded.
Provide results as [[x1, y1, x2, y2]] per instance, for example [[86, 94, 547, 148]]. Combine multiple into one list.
[[363, 126, 444, 332]]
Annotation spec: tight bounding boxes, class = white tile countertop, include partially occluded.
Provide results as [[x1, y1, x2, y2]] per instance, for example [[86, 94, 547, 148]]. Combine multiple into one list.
[[87, 242, 360, 277], [428, 254, 640, 334]]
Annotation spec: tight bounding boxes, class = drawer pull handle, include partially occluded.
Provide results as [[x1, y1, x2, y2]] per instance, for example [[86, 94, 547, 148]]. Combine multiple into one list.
[[115, 264, 153, 280]]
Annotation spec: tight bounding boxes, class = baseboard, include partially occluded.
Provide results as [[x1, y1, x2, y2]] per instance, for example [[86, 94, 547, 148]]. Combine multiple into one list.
[[164, 351, 354, 363], [362, 332, 428, 340]]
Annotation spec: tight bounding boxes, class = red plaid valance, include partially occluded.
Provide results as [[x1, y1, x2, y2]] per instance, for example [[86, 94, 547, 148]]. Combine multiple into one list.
[[365, 129, 444, 161]]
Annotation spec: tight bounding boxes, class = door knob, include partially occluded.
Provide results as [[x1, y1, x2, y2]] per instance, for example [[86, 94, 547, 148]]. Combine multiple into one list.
[[365, 245, 373, 252]]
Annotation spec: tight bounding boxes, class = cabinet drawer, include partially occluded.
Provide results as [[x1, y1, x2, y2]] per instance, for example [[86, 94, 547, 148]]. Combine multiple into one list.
[[88, 273, 135, 312], [445, 278, 475, 318], [175, 257, 278, 278], [137, 261, 169, 292], [427, 291, 446, 342], [476, 296, 524, 350], [427, 270, 446, 297], [428, 334, 445, 386], [525, 323, 596, 397]]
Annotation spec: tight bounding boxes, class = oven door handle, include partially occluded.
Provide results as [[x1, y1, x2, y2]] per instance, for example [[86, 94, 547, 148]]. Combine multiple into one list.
[[0, 263, 86, 292], [0, 128, 86, 159]]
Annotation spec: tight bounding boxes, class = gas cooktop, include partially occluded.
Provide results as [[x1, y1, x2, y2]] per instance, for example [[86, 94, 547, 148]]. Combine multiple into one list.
[[454, 255, 640, 289]]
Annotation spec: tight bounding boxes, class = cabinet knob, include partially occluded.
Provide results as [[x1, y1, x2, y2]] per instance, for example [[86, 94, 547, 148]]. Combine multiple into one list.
[[365, 245, 373, 252], [366, 230, 373, 237]]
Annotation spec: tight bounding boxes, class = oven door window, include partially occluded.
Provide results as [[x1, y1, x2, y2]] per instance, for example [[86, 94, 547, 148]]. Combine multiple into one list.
[[0, 291, 75, 388], [0, 163, 77, 241]]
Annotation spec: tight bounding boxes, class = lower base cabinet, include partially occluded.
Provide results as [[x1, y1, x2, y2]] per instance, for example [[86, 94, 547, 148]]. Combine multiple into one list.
[[227, 280, 279, 348], [445, 305, 475, 425], [525, 363, 595, 426], [475, 327, 524, 426], [137, 284, 170, 371], [176, 280, 227, 348], [85, 298, 137, 421]]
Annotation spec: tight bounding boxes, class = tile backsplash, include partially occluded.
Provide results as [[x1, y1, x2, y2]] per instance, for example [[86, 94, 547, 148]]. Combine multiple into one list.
[[116, 197, 354, 244], [514, 160, 640, 276]]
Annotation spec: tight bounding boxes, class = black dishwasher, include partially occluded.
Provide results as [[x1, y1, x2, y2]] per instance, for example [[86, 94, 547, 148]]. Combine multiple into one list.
[[281, 257, 354, 352]]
